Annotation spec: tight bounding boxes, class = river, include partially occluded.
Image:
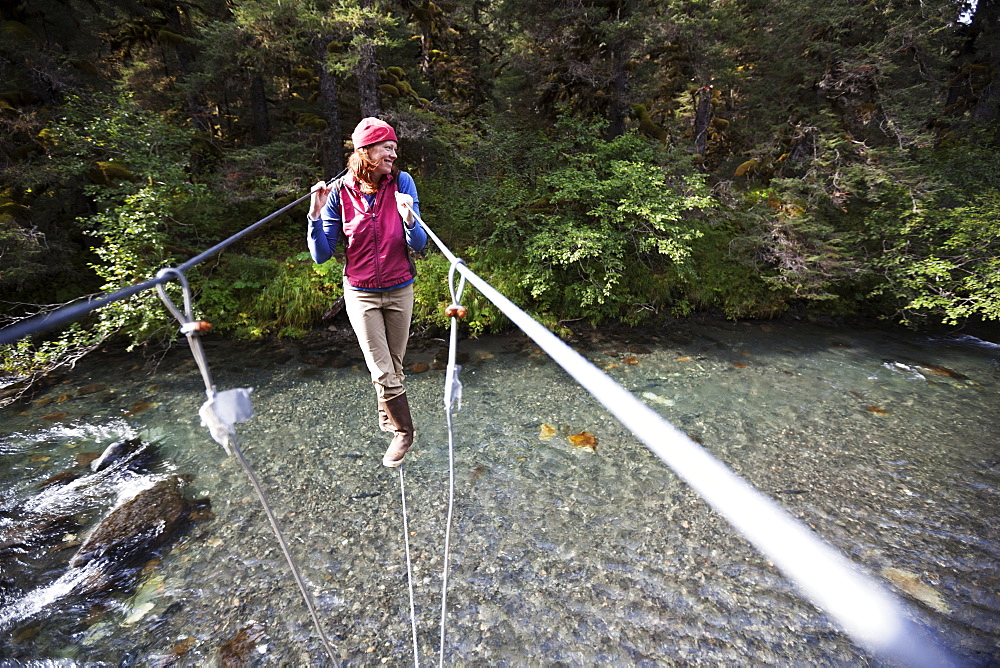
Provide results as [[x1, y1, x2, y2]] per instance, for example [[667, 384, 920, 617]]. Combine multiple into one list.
[[1, 317, 998, 665]]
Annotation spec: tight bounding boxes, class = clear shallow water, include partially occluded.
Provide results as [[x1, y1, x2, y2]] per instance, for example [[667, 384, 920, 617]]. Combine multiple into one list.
[[0, 318, 998, 665]]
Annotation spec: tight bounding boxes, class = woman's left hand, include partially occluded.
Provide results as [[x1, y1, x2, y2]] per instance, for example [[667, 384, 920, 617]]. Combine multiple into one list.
[[395, 192, 415, 227]]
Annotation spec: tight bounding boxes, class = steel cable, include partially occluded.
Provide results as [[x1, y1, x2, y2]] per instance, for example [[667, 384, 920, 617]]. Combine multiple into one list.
[[399, 466, 420, 667], [412, 209, 963, 668], [0, 185, 966, 667], [436, 258, 466, 667], [156, 269, 339, 664]]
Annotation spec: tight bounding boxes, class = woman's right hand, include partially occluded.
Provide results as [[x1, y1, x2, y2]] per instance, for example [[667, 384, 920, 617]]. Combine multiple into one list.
[[309, 180, 334, 220]]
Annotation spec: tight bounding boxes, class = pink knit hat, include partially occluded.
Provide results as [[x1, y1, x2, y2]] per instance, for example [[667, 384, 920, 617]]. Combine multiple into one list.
[[352, 117, 397, 148]]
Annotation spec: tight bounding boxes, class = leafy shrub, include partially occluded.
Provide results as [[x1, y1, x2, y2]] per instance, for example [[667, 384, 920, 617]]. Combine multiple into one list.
[[197, 252, 343, 339], [865, 144, 1000, 325], [411, 251, 503, 336], [423, 115, 715, 328]]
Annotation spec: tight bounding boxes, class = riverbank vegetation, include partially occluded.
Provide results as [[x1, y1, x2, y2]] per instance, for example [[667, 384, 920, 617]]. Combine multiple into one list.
[[1, 0, 998, 377]]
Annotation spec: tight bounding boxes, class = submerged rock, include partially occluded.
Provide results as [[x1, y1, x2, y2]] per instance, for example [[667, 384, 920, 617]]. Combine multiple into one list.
[[0, 438, 211, 634], [882, 567, 952, 615], [38, 470, 81, 489], [915, 362, 969, 380], [90, 437, 158, 474], [0, 511, 82, 558], [69, 476, 202, 569], [1, 440, 162, 559]]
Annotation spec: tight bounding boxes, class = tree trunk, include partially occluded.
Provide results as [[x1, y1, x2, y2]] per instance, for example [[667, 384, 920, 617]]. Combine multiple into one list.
[[605, 0, 633, 139], [317, 35, 342, 178], [607, 40, 630, 139], [165, 4, 208, 132], [250, 70, 270, 146], [970, 0, 1000, 124], [356, 0, 381, 118], [469, 0, 488, 109], [694, 86, 713, 160]]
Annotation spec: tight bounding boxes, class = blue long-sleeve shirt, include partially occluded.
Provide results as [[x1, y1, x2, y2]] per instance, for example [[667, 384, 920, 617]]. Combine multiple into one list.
[[307, 171, 427, 268]]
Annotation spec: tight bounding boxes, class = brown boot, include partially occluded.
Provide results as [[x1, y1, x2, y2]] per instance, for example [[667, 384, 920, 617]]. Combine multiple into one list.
[[377, 403, 393, 433], [379, 393, 414, 467]]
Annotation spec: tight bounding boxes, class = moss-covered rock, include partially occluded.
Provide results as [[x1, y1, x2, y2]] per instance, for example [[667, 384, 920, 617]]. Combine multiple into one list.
[[88, 161, 139, 185], [631, 104, 667, 144], [156, 29, 190, 46]]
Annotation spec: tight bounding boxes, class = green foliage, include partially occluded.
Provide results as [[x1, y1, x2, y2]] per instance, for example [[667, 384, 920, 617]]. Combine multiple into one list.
[[865, 144, 1000, 325], [1, 321, 108, 377], [419, 113, 813, 328], [50, 92, 197, 182], [82, 185, 177, 344], [48, 91, 228, 349], [0, 196, 47, 293], [411, 252, 502, 336], [3, 0, 999, 386], [219, 140, 321, 202], [4, 91, 217, 375], [1, 93, 196, 378], [739, 178, 867, 303], [682, 222, 789, 320], [505, 116, 713, 324], [197, 252, 343, 339]]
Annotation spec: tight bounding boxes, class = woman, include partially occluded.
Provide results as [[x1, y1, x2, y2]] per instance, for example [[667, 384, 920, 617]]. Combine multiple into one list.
[[307, 117, 427, 467]]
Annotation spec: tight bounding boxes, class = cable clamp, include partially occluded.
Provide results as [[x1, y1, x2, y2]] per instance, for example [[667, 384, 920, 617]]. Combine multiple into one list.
[[155, 266, 220, 399], [155, 268, 194, 327], [180, 321, 212, 335], [446, 258, 467, 319]]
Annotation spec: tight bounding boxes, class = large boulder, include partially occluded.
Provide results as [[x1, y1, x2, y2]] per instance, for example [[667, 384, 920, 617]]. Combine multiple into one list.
[[69, 476, 193, 569]]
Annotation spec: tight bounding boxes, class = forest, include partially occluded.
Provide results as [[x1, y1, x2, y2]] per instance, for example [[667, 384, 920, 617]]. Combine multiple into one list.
[[1, 0, 998, 378]]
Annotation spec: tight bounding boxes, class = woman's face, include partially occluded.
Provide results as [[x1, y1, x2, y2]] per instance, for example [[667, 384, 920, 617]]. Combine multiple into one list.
[[364, 141, 397, 177]]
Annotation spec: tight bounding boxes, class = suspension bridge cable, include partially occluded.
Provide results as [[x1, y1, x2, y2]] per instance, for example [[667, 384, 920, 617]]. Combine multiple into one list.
[[437, 400, 457, 668], [437, 260, 466, 668], [0, 190, 313, 347], [399, 466, 420, 667], [229, 432, 340, 663], [155, 268, 339, 664], [412, 210, 962, 668]]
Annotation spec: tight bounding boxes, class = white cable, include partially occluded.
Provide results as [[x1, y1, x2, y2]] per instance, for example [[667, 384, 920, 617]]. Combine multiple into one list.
[[437, 264, 464, 666], [399, 466, 420, 667], [156, 270, 339, 663], [413, 211, 962, 668]]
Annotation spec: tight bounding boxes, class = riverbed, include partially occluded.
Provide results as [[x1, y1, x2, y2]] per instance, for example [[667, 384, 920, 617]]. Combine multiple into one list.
[[1, 317, 998, 665]]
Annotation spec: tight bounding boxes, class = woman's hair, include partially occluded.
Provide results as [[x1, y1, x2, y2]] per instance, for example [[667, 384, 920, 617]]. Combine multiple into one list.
[[348, 146, 400, 193]]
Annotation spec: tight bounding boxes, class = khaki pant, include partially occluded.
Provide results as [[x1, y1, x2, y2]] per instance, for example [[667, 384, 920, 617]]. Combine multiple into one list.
[[343, 280, 414, 400]]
